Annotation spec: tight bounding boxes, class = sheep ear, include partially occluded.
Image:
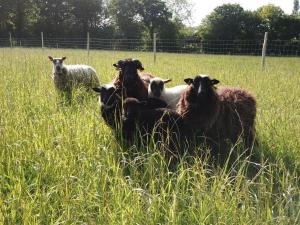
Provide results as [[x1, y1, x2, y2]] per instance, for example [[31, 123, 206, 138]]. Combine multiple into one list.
[[163, 79, 172, 84], [113, 60, 124, 69], [138, 65, 144, 71], [211, 79, 219, 85], [93, 87, 103, 93], [133, 59, 144, 71], [184, 78, 193, 85], [48, 56, 53, 61], [62, 56, 66, 61]]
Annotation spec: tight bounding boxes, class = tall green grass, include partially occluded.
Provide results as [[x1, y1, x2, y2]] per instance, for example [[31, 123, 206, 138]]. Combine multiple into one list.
[[0, 48, 299, 224]]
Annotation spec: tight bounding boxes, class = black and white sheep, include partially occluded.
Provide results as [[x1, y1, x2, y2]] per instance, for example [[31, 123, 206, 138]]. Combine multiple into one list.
[[48, 56, 100, 94], [122, 97, 188, 157], [148, 77, 188, 110], [177, 75, 256, 154], [112, 58, 154, 100], [93, 84, 122, 129]]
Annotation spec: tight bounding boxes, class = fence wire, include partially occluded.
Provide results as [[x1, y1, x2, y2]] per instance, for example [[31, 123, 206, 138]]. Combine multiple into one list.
[[0, 37, 299, 56]]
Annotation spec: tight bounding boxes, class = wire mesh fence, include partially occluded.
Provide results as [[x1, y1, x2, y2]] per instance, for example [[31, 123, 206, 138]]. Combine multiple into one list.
[[0, 36, 299, 56]]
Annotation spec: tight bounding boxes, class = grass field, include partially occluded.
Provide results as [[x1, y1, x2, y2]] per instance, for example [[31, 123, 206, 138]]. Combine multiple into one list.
[[0, 48, 299, 224]]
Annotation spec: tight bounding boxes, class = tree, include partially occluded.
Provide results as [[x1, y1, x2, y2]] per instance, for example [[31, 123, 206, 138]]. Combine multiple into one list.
[[198, 4, 246, 40], [273, 15, 300, 39], [0, 0, 14, 35], [256, 4, 284, 31], [256, 4, 286, 39], [108, 0, 143, 39], [293, 0, 299, 15], [34, 0, 73, 37], [165, 0, 193, 24], [70, 0, 105, 34], [137, 0, 172, 39], [241, 11, 264, 40]]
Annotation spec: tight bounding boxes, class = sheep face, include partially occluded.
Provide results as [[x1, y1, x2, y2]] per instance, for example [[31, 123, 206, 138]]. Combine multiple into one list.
[[122, 98, 146, 120], [93, 85, 119, 108], [49, 56, 67, 75], [184, 75, 219, 100], [149, 78, 172, 98], [113, 58, 144, 85]]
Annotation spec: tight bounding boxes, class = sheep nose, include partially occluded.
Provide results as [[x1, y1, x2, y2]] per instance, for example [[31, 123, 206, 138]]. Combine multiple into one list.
[[56, 66, 61, 70]]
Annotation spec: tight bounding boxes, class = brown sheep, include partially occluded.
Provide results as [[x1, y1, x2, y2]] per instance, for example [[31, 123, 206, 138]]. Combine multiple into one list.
[[112, 58, 154, 101], [177, 75, 256, 156], [122, 97, 189, 158]]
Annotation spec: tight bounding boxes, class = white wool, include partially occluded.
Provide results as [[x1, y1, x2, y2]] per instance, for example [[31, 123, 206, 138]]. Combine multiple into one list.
[[199, 74, 209, 78], [52, 64, 99, 92], [148, 78, 188, 110]]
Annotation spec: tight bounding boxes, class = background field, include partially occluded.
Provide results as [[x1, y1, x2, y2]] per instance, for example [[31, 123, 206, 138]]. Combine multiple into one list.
[[0, 48, 299, 224]]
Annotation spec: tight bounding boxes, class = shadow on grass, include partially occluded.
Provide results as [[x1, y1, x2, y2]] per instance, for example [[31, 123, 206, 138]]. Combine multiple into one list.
[[110, 128, 299, 187]]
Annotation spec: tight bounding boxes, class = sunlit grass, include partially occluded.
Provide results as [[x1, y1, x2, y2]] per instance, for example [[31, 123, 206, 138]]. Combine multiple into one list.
[[0, 48, 299, 224]]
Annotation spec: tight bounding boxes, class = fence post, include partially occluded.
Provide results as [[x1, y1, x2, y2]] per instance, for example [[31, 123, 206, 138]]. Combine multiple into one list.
[[9, 32, 12, 48], [153, 33, 157, 63], [261, 32, 268, 70], [41, 32, 44, 49], [87, 32, 90, 56]]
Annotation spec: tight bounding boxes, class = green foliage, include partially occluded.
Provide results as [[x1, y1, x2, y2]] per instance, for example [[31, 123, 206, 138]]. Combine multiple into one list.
[[1, 0, 300, 42], [165, 0, 193, 24], [108, 0, 143, 39], [198, 4, 246, 40], [137, 0, 172, 39], [293, 0, 299, 15], [0, 48, 299, 223], [198, 3, 300, 41]]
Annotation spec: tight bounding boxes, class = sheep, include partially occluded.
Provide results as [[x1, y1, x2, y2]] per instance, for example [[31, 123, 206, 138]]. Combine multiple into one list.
[[177, 74, 256, 156], [93, 84, 122, 129], [122, 97, 188, 158], [112, 58, 154, 101], [148, 77, 188, 110], [48, 56, 100, 96], [92, 83, 167, 129]]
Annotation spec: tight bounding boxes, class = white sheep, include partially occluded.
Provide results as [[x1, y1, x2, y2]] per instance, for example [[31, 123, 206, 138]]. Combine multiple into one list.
[[48, 56, 100, 93], [148, 77, 188, 110]]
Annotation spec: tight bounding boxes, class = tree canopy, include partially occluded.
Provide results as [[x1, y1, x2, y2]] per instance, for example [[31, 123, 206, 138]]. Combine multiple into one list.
[[0, 0, 299, 42], [198, 3, 300, 41]]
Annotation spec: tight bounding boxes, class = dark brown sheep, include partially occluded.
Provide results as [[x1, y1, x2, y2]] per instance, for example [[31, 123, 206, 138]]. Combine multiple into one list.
[[177, 75, 256, 155], [93, 84, 122, 129], [122, 97, 188, 158], [112, 58, 154, 100]]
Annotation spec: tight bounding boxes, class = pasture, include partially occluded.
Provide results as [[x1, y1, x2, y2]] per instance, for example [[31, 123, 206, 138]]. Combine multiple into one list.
[[0, 48, 299, 224]]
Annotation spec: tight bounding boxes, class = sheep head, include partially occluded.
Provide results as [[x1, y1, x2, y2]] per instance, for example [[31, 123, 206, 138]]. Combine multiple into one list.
[[113, 58, 144, 85], [93, 84, 120, 109], [48, 56, 67, 75], [122, 97, 146, 121], [149, 78, 172, 98], [184, 75, 219, 100]]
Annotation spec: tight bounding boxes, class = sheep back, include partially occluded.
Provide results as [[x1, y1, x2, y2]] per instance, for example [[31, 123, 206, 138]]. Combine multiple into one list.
[[53, 65, 99, 92]]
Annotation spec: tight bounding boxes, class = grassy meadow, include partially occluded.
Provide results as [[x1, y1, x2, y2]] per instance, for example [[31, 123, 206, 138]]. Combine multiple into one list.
[[0, 48, 299, 224]]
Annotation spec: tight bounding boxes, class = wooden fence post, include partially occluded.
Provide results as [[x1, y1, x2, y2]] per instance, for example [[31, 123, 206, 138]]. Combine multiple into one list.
[[153, 33, 157, 63], [262, 32, 268, 70]]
